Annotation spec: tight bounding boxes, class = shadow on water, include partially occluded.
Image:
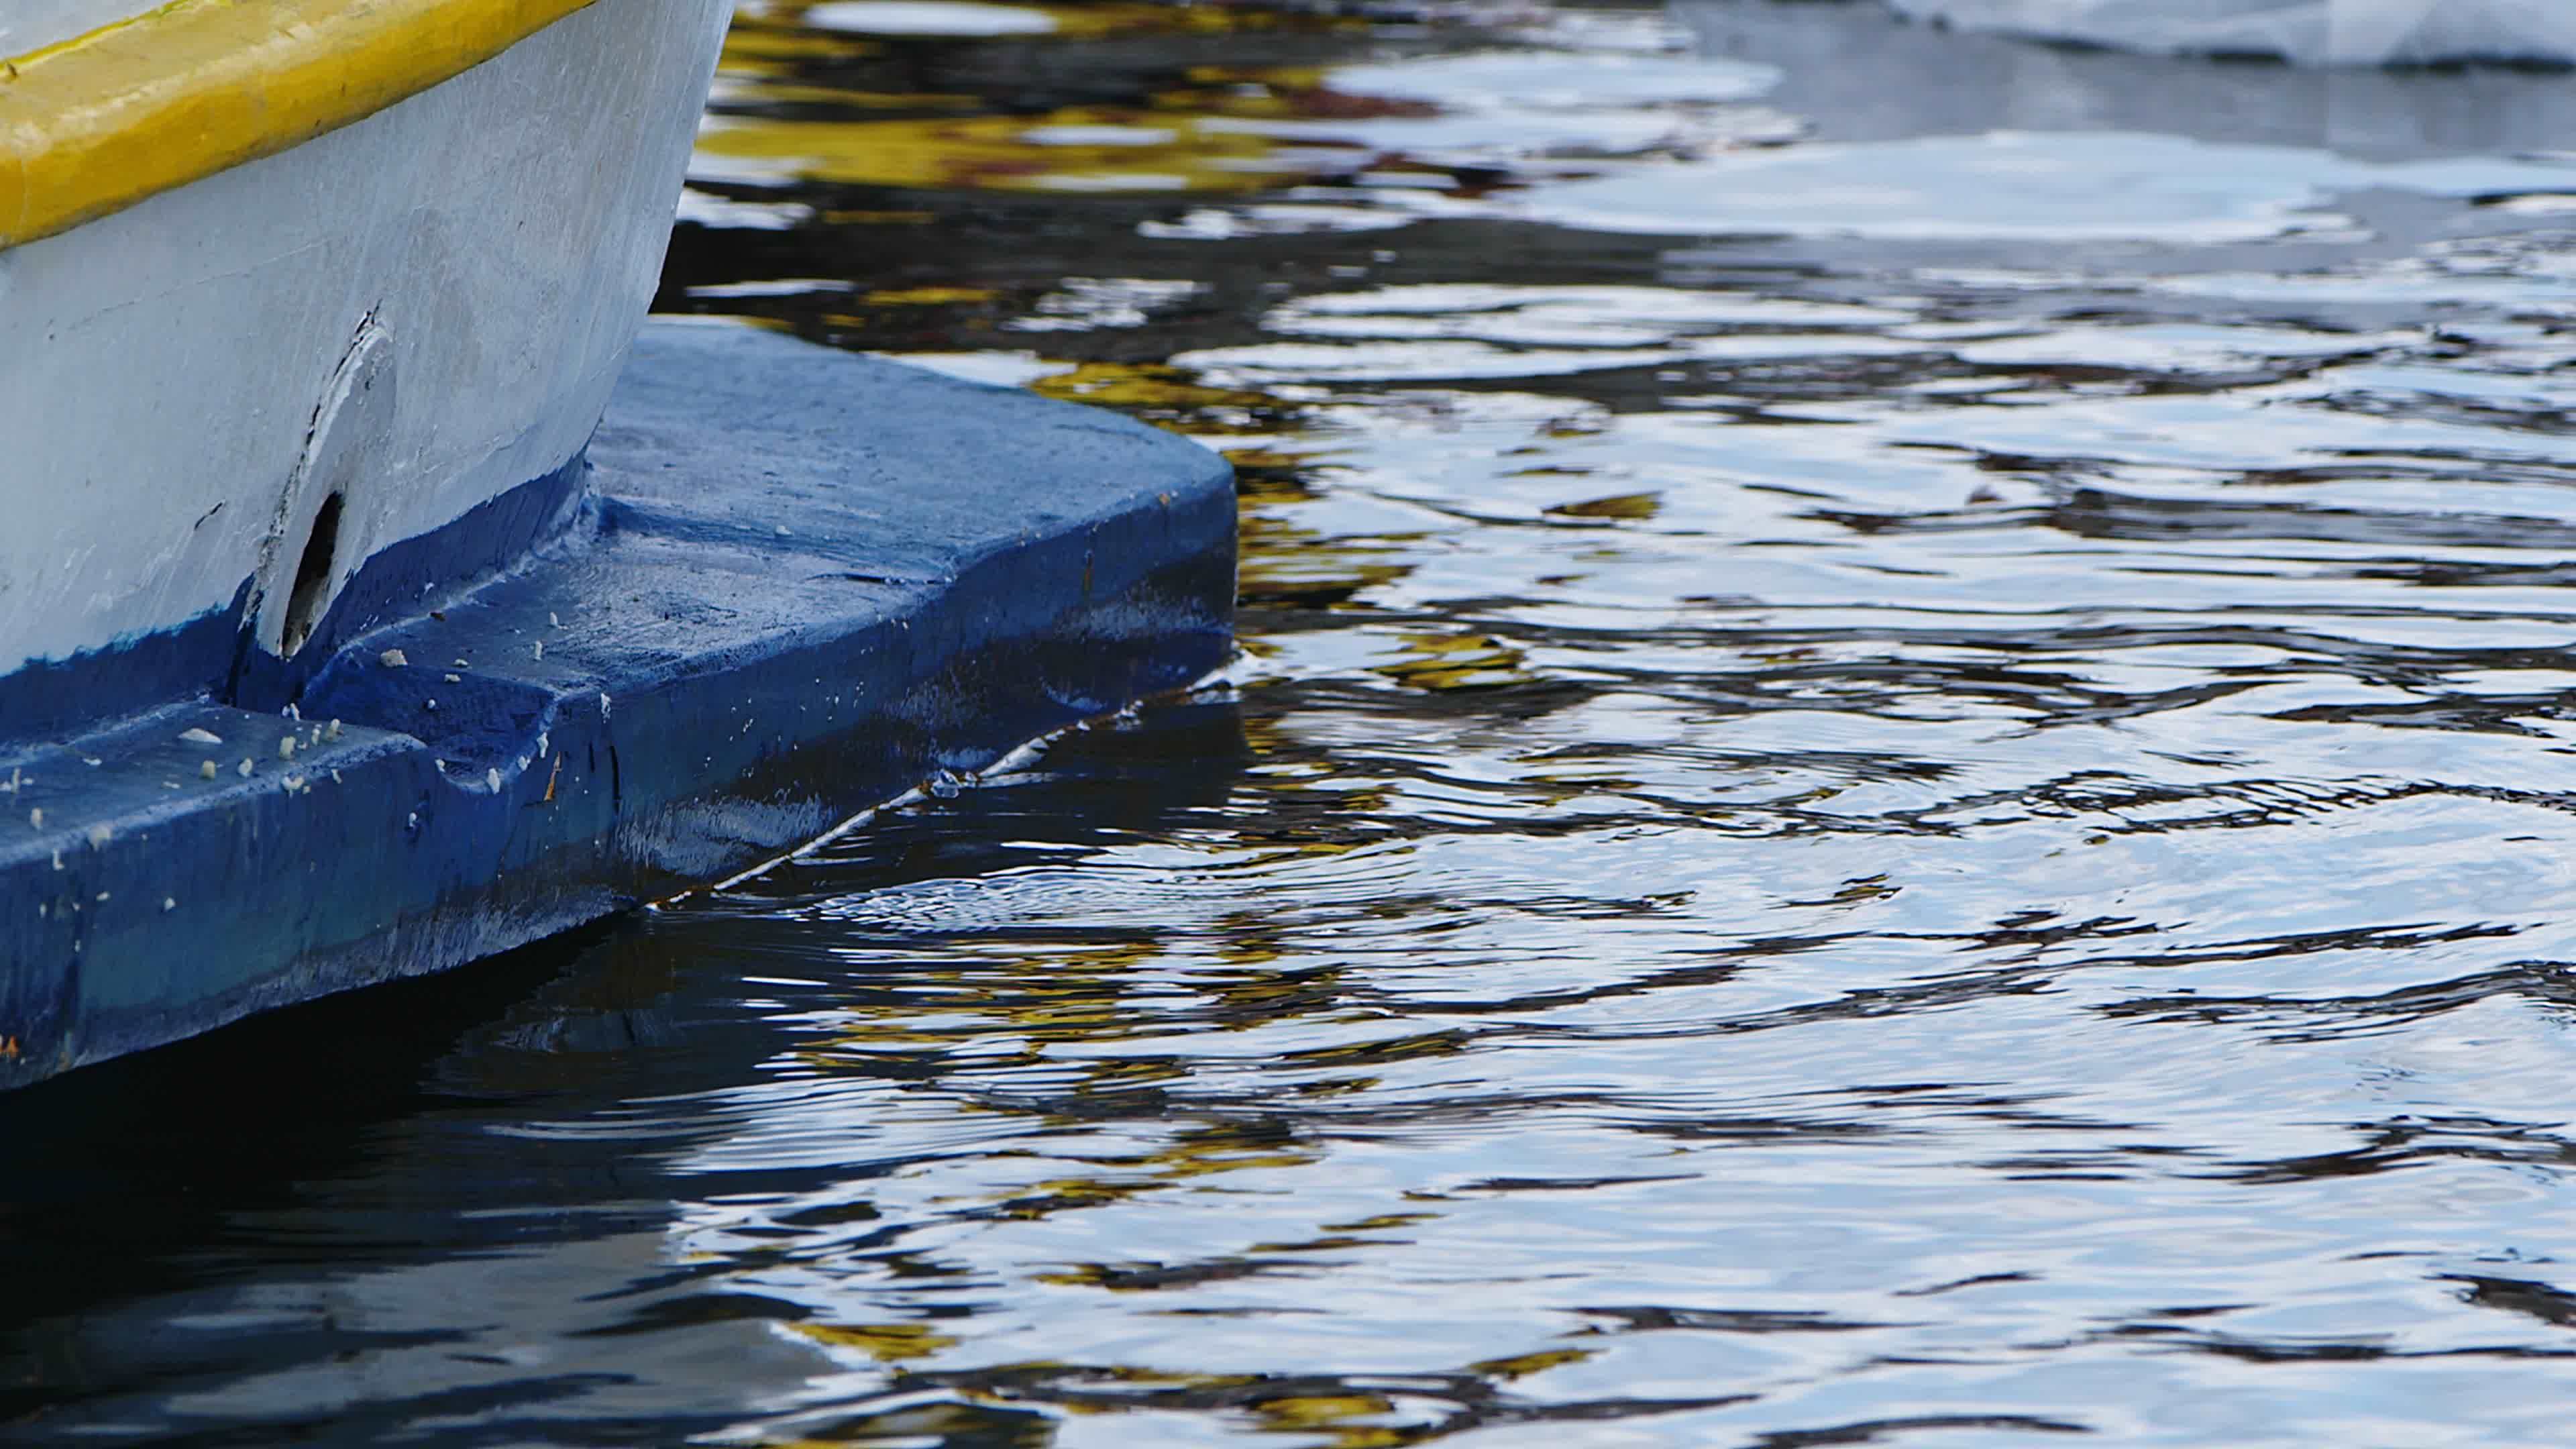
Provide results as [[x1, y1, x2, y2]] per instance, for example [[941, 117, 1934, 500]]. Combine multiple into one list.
[[0, 919, 625, 1299], [0, 920, 665, 1442], [0, 700, 1251, 1446]]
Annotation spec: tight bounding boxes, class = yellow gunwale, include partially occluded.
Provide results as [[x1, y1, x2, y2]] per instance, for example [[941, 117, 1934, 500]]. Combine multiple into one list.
[[0, 0, 598, 250]]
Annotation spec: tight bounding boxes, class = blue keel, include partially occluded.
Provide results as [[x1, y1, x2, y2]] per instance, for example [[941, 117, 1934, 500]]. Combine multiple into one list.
[[0, 323, 1236, 1090]]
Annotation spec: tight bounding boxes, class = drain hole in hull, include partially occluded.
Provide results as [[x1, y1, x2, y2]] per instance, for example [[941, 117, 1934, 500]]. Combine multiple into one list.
[[280, 492, 344, 657]]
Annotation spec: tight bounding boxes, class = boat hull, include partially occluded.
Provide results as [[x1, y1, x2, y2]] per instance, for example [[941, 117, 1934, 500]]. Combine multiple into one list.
[[0, 0, 733, 721], [0, 2, 1244, 1089], [0, 323, 1240, 1091]]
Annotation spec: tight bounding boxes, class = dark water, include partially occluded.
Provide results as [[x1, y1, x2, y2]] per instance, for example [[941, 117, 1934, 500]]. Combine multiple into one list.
[[18, 1, 2576, 1443]]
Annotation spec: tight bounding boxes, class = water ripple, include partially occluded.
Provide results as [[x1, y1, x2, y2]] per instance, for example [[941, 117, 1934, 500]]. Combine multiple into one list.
[[17, 1, 2576, 1445]]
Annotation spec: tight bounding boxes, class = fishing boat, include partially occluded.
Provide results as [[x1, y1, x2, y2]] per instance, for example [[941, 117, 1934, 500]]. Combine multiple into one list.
[[1, 0, 733, 703], [0, 0, 1238, 1089]]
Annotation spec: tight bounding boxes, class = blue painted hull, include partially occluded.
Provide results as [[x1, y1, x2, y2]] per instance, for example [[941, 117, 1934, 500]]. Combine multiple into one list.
[[0, 458, 594, 747], [0, 324, 1235, 1089]]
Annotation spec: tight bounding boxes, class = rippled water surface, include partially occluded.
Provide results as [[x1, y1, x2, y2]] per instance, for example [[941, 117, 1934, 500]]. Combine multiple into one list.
[[20, 2, 2576, 1444]]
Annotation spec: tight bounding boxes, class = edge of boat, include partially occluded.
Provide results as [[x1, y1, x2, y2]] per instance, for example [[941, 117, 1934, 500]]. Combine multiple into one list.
[[0, 0, 1244, 1089]]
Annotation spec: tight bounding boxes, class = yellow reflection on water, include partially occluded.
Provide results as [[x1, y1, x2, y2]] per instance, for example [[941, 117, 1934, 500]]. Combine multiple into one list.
[[698, 109, 1301, 195], [718, 23, 880, 75], [701, 4, 1407, 200], [1543, 490, 1662, 521], [794, 1320, 965, 1361], [1032, 362, 1293, 433], [1372, 631, 1532, 692], [1466, 1348, 1593, 1380], [858, 285, 998, 304]]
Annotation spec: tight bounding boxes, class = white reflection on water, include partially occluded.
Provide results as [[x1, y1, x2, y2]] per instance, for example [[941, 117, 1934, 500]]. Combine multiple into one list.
[[1513, 130, 2576, 241]]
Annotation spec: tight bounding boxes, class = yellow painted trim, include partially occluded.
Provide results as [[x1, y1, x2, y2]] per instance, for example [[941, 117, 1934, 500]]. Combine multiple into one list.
[[0, 0, 598, 249]]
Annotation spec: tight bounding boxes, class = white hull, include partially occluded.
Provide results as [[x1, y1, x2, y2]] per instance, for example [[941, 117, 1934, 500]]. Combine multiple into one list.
[[0, 0, 733, 683]]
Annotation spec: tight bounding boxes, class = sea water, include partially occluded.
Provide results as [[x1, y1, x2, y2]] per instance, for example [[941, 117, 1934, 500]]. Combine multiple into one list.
[[13, 1, 2576, 1442]]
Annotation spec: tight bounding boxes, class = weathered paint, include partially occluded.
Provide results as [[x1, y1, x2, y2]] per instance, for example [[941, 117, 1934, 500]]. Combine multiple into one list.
[[0, 0, 606, 248], [0, 0, 731, 710], [0, 456, 596, 747], [0, 323, 1239, 1090]]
